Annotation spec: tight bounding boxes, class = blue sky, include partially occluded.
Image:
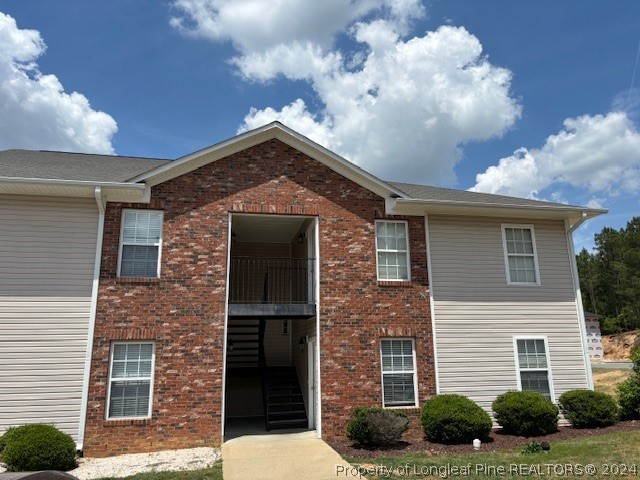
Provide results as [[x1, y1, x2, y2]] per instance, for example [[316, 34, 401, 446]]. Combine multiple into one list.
[[1, 1, 639, 250]]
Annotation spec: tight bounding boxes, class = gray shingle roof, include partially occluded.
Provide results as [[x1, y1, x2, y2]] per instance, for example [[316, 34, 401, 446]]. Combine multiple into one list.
[[0, 148, 586, 210], [388, 181, 581, 209], [0, 149, 171, 183]]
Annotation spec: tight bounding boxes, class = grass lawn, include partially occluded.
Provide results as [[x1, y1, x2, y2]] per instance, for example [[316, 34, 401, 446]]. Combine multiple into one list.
[[95, 462, 222, 480], [346, 430, 640, 479], [92, 430, 640, 480], [593, 368, 633, 397]]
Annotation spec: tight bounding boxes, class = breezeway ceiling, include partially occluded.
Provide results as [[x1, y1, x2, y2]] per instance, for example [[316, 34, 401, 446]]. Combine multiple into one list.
[[232, 215, 308, 244]]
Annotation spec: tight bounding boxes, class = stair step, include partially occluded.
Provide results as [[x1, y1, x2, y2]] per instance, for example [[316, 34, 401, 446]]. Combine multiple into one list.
[[227, 332, 260, 336], [268, 407, 306, 414], [268, 401, 305, 407], [268, 390, 302, 396], [267, 390, 303, 396], [267, 419, 308, 429], [268, 412, 306, 419], [267, 385, 302, 390]]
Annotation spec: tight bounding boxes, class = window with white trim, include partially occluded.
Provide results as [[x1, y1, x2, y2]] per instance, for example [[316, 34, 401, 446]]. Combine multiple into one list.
[[118, 210, 163, 278], [380, 338, 418, 407], [502, 225, 539, 285], [375, 220, 410, 281], [107, 342, 155, 419], [515, 338, 552, 400]]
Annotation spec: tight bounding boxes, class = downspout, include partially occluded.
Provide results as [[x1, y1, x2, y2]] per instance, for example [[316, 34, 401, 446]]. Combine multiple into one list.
[[77, 187, 106, 451], [565, 212, 594, 390], [424, 214, 440, 394]]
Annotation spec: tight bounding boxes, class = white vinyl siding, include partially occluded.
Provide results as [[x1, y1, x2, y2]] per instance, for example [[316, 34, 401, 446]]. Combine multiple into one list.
[[107, 342, 155, 419], [0, 195, 98, 442], [375, 220, 410, 281], [427, 215, 588, 414], [380, 338, 418, 407], [502, 225, 540, 285], [118, 210, 163, 278], [514, 337, 553, 400]]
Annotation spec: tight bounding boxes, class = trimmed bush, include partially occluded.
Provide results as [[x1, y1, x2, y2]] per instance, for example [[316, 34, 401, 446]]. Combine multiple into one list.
[[492, 391, 558, 436], [618, 378, 640, 420], [559, 390, 619, 428], [346, 407, 409, 447], [420, 394, 492, 444], [0, 424, 76, 472]]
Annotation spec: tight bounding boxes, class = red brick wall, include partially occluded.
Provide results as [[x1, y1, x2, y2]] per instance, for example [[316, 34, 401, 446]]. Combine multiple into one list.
[[83, 139, 435, 456]]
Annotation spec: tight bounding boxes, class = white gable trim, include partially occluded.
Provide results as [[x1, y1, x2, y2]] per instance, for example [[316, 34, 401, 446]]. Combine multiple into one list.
[[129, 122, 406, 199]]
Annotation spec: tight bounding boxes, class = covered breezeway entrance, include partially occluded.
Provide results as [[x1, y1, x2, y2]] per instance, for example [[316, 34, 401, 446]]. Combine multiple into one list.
[[222, 214, 320, 440]]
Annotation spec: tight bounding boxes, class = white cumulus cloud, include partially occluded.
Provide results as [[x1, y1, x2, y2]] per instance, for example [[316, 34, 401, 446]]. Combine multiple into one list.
[[471, 111, 640, 200], [170, 0, 424, 51], [238, 23, 521, 183], [172, 1, 523, 183], [0, 12, 117, 154]]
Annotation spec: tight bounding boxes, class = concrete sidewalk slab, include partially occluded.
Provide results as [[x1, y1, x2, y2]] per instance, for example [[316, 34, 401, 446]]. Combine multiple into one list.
[[222, 431, 357, 480]]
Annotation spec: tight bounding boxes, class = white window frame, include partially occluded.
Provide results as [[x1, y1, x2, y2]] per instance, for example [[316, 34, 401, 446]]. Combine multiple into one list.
[[117, 209, 164, 278], [106, 341, 156, 420], [501, 224, 541, 286], [375, 220, 411, 282], [379, 338, 419, 408], [513, 336, 555, 402]]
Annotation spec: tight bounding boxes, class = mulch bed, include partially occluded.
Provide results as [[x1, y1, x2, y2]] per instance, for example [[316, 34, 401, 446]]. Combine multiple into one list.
[[329, 420, 640, 458]]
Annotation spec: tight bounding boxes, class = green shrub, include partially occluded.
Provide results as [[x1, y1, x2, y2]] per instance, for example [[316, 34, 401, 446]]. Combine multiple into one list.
[[0, 424, 76, 472], [521, 440, 543, 454], [559, 390, 619, 428], [346, 407, 409, 447], [600, 317, 623, 335], [420, 394, 492, 444], [632, 345, 640, 377], [492, 391, 558, 436], [618, 378, 640, 420]]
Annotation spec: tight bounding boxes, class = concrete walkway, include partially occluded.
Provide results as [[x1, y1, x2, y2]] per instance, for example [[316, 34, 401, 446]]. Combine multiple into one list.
[[222, 431, 357, 480]]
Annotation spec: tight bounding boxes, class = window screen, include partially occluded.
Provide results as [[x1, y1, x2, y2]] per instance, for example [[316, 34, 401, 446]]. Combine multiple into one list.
[[381, 338, 417, 407], [376, 221, 410, 281], [119, 210, 163, 277], [516, 338, 551, 399], [108, 342, 154, 418]]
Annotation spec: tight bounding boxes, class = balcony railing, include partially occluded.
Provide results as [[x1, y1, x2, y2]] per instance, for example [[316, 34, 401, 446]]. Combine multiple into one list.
[[229, 257, 315, 304]]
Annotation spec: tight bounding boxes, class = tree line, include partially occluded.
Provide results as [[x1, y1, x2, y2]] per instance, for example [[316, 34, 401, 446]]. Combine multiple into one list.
[[577, 216, 640, 334]]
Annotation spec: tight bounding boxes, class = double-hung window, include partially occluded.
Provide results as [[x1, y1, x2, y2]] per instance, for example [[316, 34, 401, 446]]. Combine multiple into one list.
[[118, 210, 163, 278], [107, 342, 155, 419], [380, 338, 418, 407], [375, 220, 410, 281], [514, 337, 553, 400], [502, 225, 540, 285]]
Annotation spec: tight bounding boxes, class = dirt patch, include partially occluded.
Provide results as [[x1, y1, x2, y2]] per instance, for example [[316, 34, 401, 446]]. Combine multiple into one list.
[[330, 420, 640, 458], [593, 369, 633, 397], [603, 330, 639, 360]]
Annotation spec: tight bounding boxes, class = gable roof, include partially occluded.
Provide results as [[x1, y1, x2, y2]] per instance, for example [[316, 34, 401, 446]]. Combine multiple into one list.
[[0, 122, 607, 223], [389, 181, 580, 209], [0, 149, 171, 183], [129, 122, 407, 198]]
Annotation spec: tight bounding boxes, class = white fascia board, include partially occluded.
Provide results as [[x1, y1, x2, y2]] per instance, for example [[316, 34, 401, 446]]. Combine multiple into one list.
[[0, 176, 149, 202], [130, 122, 405, 199], [387, 197, 607, 222]]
